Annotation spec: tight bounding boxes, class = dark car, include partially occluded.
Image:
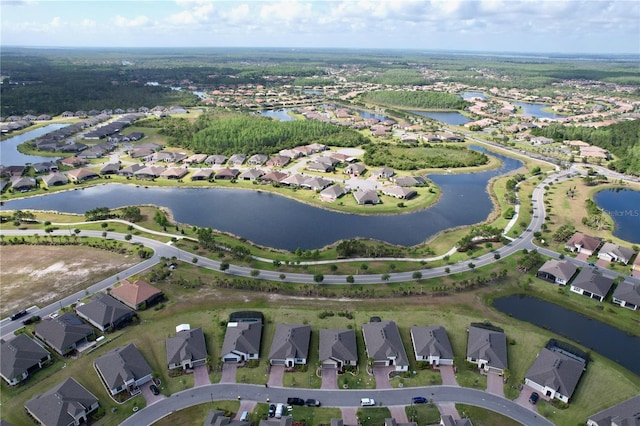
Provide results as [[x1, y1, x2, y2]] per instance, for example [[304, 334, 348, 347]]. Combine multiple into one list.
[[305, 399, 321, 407], [412, 396, 428, 404], [529, 392, 539, 405], [22, 315, 41, 325], [10, 309, 28, 321], [287, 397, 305, 406], [150, 384, 160, 395], [268, 404, 276, 417]]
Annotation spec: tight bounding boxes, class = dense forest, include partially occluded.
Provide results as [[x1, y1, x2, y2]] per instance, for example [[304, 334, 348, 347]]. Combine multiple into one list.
[[363, 144, 488, 170], [530, 120, 640, 175], [155, 113, 370, 155], [363, 90, 468, 110]]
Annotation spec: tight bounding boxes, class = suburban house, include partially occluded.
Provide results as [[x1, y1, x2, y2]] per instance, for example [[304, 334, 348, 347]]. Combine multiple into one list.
[[353, 189, 381, 205], [362, 320, 409, 372], [344, 163, 366, 176], [260, 171, 288, 183], [260, 417, 293, 426], [268, 324, 311, 367], [372, 167, 395, 179], [110, 278, 164, 310], [301, 176, 331, 191], [1, 334, 52, 386], [612, 281, 640, 311], [215, 168, 239, 180], [524, 347, 586, 403], [228, 153, 247, 166], [99, 162, 121, 175], [410, 325, 454, 366], [66, 167, 99, 183], [597, 242, 634, 264], [191, 169, 214, 181], [205, 154, 227, 165], [238, 168, 265, 181], [440, 415, 473, 426], [320, 184, 347, 201], [536, 260, 578, 285], [633, 254, 640, 275], [221, 317, 263, 363], [184, 154, 208, 165], [319, 329, 358, 371], [25, 378, 100, 426], [381, 185, 417, 200], [166, 325, 208, 371], [569, 268, 614, 302], [586, 395, 640, 426], [466, 323, 508, 375], [383, 418, 417, 426], [75, 293, 136, 332], [10, 176, 36, 191], [307, 160, 333, 173], [393, 176, 426, 187], [34, 312, 96, 356], [248, 154, 268, 165], [94, 343, 153, 396], [265, 155, 291, 168], [41, 172, 69, 187], [161, 167, 189, 179], [204, 410, 252, 426], [119, 164, 144, 177], [565, 233, 601, 256]]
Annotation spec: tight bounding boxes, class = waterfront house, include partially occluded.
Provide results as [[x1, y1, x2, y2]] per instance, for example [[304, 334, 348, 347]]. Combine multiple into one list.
[[25, 378, 99, 426], [524, 347, 586, 403], [66, 168, 99, 183], [536, 260, 578, 285], [166, 325, 208, 370], [99, 163, 121, 175], [466, 323, 508, 375], [191, 168, 214, 180], [268, 324, 310, 367], [565, 233, 601, 256], [75, 293, 136, 332], [119, 164, 144, 177], [410, 325, 454, 366], [260, 171, 288, 183], [597, 242, 634, 264], [319, 329, 358, 371], [221, 318, 263, 363], [34, 313, 95, 356], [320, 184, 347, 201], [94, 343, 152, 396], [10, 176, 36, 192], [161, 167, 189, 179], [362, 320, 409, 372], [382, 185, 417, 200], [1, 334, 51, 386], [238, 168, 265, 181], [587, 395, 640, 426], [110, 278, 164, 310], [41, 172, 69, 187], [569, 268, 614, 302], [353, 189, 380, 205], [612, 281, 640, 311]]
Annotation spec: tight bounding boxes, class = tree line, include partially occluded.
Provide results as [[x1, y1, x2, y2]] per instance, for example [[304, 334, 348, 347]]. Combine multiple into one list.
[[363, 90, 468, 110]]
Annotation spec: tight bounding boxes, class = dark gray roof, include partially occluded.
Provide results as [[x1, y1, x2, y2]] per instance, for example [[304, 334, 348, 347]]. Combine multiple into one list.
[[42, 172, 69, 186], [537, 260, 577, 282], [586, 394, 640, 426], [94, 343, 152, 391], [204, 409, 252, 426], [319, 329, 358, 364], [25, 378, 98, 426], [441, 416, 473, 426], [353, 189, 380, 204], [166, 327, 208, 366], [410, 326, 454, 360], [34, 313, 94, 355], [260, 418, 293, 426], [75, 293, 135, 330], [268, 324, 311, 361], [525, 348, 585, 400], [613, 281, 640, 307], [362, 320, 409, 367], [466, 325, 508, 370], [571, 268, 614, 298], [221, 321, 263, 357], [1, 334, 50, 383], [320, 184, 346, 199]]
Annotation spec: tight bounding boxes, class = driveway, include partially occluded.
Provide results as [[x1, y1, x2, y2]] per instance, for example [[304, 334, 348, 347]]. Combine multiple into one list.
[[596, 258, 610, 268], [435, 402, 461, 420], [576, 252, 590, 262], [140, 381, 166, 405], [514, 384, 544, 412], [341, 407, 358, 425], [486, 371, 505, 397], [268, 365, 285, 387], [321, 367, 338, 389], [235, 400, 257, 419], [193, 364, 211, 387], [220, 363, 237, 384], [373, 366, 394, 389], [438, 365, 458, 386], [388, 405, 408, 422]]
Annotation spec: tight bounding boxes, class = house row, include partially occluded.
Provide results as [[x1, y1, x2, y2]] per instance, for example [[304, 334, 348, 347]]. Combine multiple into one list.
[[565, 232, 635, 265]]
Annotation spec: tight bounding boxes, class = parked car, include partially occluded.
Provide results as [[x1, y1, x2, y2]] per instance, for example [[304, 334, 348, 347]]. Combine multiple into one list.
[[305, 399, 321, 407], [275, 403, 284, 419], [412, 396, 428, 404], [529, 392, 539, 405], [22, 315, 41, 325], [150, 384, 160, 395], [10, 309, 28, 321], [360, 398, 376, 407], [287, 397, 305, 406], [268, 404, 276, 417]]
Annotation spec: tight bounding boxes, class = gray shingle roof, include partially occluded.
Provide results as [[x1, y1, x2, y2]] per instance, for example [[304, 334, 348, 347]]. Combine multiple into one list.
[[75, 293, 135, 330], [25, 378, 98, 426], [362, 320, 409, 367], [537, 260, 577, 282], [613, 281, 640, 307], [525, 348, 585, 400], [221, 321, 263, 358], [410, 325, 454, 360], [94, 343, 152, 391], [571, 268, 614, 298], [319, 329, 358, 364], [166, 327, 208, 366], [268, 324, 311, 361], [586, 394, 640, 426], [34, 313, 95, 355], [1, 334, 50, 383], [466, 325, 508, 370]]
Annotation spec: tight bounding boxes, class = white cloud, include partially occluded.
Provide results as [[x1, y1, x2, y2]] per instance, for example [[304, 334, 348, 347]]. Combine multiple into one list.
[[114, 15, 151, 28]]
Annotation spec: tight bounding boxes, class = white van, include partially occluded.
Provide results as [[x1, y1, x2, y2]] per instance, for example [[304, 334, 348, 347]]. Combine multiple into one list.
[[275, 403, 284, 419], [240, 411, 249, 421]]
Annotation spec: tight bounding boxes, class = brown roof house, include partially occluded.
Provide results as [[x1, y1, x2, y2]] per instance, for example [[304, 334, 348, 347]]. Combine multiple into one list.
[[362, 320, 409, 372], [25, 378, 99, 426], [410, 325, 454, 367], [565, 233, 601, 256], [1, 334, 52, 386], [34, 312, 96, 356], [319, 329, 358, 371], [221, 318, 263, 363], [466, 323, 508, 375], [612, 281, 640, 311], [524, 346, 586, 403], [569, 268, 614, 302], [166, 325, 208, 371], [94, 343, 152, 396], [536, 260, 578, 285], [66, 168, 99, 183], [75, 293, 136, 332], [586, 395, 640, 426], [110, 278, 164, 310], [268, 324, 311, 367]]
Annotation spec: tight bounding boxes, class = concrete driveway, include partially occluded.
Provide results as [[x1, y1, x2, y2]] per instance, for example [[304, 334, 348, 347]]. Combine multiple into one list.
[[515, 384, 544, 412], [268, 365, 285, 387], [220, 363, 237, 384], [340, 407, 358, 425], [193, 364, 211, 387], [235, 400, 257, 419], [486, 371, 505, 397], [321, 367, 338, 389], [140, 381, 166, 405], [388, 405, 408, 422], [435, 402, 461, 420], [373, 366, 394, 389], [438, 365, 458, 386]]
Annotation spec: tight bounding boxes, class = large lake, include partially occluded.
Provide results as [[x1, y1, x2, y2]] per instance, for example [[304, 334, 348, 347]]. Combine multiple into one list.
[[593, 188, 640, 243], [493, 295, 640, 375], [1, 124, 68, 165], [409, 110, 471, 126], [513, 102, 563, 120], [1, 149, 522, 250]]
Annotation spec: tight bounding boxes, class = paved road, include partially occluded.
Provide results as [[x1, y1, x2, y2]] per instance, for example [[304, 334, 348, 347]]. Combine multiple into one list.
[[119, 384, 553, 426]]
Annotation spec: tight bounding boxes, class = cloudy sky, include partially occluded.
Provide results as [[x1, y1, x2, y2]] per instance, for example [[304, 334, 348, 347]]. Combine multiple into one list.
[[2, 0, 638, 54]]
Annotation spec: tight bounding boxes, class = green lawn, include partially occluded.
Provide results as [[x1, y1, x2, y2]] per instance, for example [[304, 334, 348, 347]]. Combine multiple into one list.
[[456, 404, 520, 426]]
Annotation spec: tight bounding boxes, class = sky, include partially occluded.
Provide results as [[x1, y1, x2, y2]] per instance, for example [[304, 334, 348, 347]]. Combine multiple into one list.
[[1, 0, 639, 55]]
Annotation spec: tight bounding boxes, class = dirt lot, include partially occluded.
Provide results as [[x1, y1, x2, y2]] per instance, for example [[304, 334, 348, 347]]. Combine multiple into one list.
[[0, 245, 140, 316]]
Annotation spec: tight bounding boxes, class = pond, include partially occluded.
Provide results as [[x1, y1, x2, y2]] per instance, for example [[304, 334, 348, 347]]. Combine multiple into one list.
[[1, 124, 68, 165], [258, 109, 296, 122], [493, 295, 640, 375], [593, 188, 640, 243], [461, 92, 487, 100], [409, 110, 471, 126], [1, 149, 522, 251], [513, 102, 563, 120]]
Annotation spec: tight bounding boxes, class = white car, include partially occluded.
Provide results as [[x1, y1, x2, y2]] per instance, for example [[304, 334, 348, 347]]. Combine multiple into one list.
[[360, 398, 376, 407]]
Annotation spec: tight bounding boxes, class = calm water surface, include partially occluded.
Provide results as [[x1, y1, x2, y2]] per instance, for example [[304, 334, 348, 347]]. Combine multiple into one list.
[[513, 102, 562, 119], [410, 110, 470, 126], [1, 124, 67, 165], [593, 188, 640, 243], [493, 295, 640, 375]]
